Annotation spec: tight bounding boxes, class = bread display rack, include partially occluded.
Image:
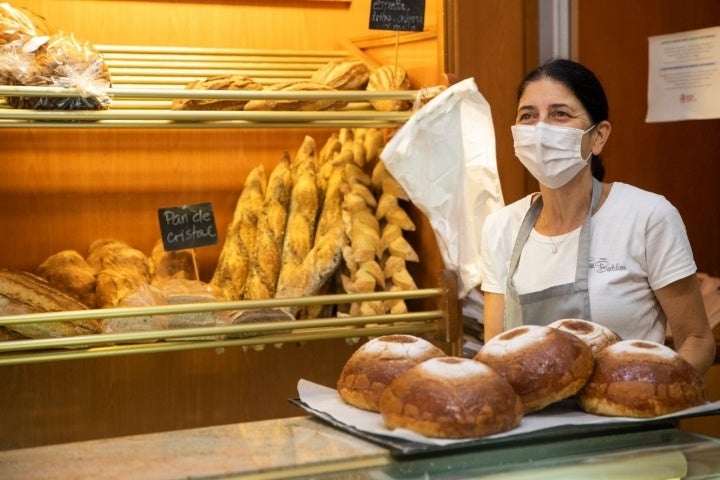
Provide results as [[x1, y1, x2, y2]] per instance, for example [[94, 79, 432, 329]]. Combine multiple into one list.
[[0, 270, 461, 366], [0, 44, 419, 129], [0, 44, 462, 366]]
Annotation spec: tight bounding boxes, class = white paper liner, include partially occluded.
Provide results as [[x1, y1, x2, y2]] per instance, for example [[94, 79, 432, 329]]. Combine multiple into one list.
[[297, 379, 720, 446]]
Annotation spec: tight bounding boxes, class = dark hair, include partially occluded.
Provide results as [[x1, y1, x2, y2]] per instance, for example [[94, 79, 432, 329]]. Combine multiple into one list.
[[517, 58, 608, 181]]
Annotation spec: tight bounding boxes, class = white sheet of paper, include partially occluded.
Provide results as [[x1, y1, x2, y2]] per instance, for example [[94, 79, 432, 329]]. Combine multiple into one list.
[[646, 26, 720, 122], [297, 379, 720, 446]]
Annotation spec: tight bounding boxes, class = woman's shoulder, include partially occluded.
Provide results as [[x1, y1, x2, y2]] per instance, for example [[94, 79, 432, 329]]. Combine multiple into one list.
[[603, 182, 680, 220], [606, 182, 671, 208]]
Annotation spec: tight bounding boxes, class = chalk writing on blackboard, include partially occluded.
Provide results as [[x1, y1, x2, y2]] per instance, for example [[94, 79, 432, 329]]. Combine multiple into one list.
[[158, 202, 219, 251], [369, 0, 426, 32]]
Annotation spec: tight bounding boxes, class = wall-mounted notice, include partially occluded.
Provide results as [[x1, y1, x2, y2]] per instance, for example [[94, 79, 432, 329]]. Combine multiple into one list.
[[369, 0, 426, 32], [158, 202, 219, 251], [646, 26, 720, 123]]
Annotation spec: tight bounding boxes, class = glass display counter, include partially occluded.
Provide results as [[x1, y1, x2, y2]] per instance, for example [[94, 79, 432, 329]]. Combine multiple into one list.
[[1, 414, 719, 479]]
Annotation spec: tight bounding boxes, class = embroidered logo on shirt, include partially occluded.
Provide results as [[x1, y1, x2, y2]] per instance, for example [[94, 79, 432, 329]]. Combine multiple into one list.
[[589, 257, 627, 273]]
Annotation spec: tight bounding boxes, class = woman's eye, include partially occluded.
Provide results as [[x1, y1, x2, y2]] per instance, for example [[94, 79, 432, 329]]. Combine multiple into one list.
[[517, 112, 533, 122]]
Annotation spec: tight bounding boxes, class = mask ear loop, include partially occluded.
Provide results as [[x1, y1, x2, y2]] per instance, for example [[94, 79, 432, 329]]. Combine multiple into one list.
[[582, 124, 598, 162]]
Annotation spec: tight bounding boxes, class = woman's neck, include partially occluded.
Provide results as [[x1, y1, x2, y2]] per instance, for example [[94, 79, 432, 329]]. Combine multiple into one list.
[[536, 174, 594, 236]]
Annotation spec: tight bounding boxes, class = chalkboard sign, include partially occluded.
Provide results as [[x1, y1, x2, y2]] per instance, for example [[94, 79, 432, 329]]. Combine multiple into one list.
[[158, 202, 219, 251], [369, 0, 425, 32]]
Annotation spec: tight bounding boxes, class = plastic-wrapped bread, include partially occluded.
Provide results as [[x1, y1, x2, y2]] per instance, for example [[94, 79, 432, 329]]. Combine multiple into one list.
[[149, 239, 197, 286], [210, 165, 267, 300], [243, 155, 293, 300], [276, 153, 320, 294], [5, 31, 112, 110]]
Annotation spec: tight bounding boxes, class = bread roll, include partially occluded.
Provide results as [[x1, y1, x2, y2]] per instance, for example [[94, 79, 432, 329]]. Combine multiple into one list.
[[243, 81, 348, 111], [548, 318, 621, 355], [336, 334, 445, 412], [379, 357, 523, 438], [474, 325, 595, 413], [36, 249, 97, 308], [310, 57, 370, 90], [577, 340, 706, 418], [0, 269, 100, 339], [87, 239, 151, 308], [170, 74, 263, 111], [366, 65, 413, 112]]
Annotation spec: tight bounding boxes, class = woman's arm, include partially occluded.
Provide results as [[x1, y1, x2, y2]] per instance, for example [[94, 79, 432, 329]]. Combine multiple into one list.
[[656, 274, 716, 375], [483, 292, 506, 342]]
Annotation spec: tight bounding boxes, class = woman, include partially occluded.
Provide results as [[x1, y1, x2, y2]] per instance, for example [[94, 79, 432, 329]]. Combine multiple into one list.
[[480, 58, 715, 374]]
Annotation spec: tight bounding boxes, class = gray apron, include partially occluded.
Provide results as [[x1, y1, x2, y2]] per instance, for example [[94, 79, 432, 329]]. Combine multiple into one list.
[[503, 178, 602, 330]]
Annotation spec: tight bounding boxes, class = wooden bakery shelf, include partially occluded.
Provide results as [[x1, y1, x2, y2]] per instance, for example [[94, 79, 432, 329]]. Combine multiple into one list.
[[0, 44, 421, 129], [0, 271, 462, 366]]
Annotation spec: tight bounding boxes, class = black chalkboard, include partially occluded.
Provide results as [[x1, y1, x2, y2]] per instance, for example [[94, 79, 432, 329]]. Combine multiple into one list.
[[369, 0, 426, 32], [157, 202, 219, 251]]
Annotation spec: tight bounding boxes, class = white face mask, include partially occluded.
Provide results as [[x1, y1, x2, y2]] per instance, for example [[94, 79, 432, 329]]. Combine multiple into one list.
[[511, 122, 595, 189]]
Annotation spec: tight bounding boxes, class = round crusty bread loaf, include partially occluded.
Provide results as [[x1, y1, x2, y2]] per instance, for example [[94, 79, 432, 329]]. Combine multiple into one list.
[[548, 318, 621, 355], [336, 334, 445, 412], [577, 340, 705, 418], [474, 325, 595, 413], [379, 356, 523, 439]]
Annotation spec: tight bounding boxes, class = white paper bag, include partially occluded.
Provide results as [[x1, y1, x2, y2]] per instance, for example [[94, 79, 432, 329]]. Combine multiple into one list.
[[381, 78, 504, 297]]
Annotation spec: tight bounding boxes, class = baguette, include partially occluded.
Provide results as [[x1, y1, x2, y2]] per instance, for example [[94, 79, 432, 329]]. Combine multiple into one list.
[[210, 165, 267, 300], [0, 269, 100, 339], [243, 154, 293, 300], [276, 155, 320, 293], [274, 163, 348, 310], [243, 81, 348, 111], [170, 74, 263, 111]]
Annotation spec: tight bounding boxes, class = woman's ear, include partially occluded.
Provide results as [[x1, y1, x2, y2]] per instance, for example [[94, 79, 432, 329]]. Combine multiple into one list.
[[591, 120, 612, 155]]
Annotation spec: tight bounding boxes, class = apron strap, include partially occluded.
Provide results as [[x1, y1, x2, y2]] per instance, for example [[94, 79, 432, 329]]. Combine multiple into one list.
[[504, 178, 602, 329]]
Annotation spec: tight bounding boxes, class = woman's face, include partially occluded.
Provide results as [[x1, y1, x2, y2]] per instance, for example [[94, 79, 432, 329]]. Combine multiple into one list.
[[515, 78, 593, 130]]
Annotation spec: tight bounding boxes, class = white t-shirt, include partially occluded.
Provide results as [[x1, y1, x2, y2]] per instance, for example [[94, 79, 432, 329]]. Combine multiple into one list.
[[480, 182, 696, 343]]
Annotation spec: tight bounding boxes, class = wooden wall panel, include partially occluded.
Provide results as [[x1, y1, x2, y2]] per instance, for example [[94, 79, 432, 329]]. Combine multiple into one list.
[[574, 0, 720, 438], [576, 0, 720, 277], [444, 0, 538, 205]]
